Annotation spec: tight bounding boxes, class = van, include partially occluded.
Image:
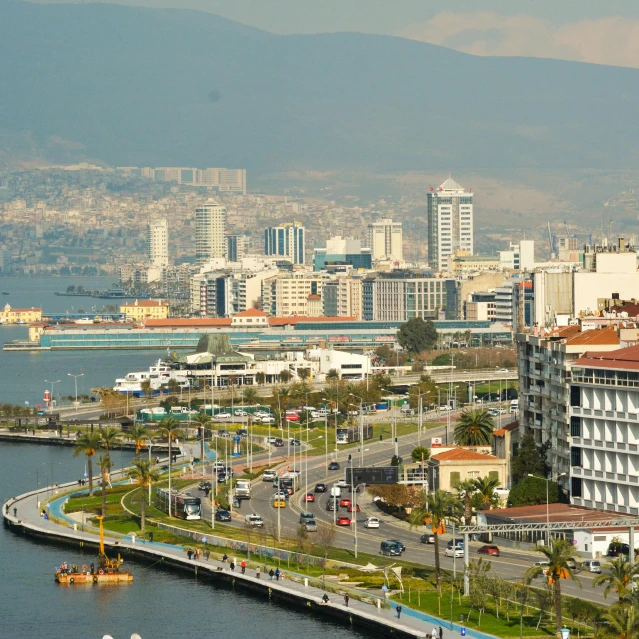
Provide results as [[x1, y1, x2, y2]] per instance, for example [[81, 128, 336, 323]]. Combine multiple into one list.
[[400, 404, 412, 415], [583, 560, 602, 573], [510, 399, 519, 414]]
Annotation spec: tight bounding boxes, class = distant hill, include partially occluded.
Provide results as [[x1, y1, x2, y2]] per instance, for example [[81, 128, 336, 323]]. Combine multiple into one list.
[[2, 0, 639, 173]]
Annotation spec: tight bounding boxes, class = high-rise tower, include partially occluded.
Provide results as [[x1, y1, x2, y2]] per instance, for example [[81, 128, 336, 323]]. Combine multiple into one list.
[[146, 219, 169, 267], [366, 218, 403, 262], [195, 200, 226, 263], [264, 223, 305, 265]]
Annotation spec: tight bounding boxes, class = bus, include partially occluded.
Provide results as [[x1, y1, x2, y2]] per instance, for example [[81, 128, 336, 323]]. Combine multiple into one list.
[[154, 488, 201, 520], [336, 424, 373, 444]]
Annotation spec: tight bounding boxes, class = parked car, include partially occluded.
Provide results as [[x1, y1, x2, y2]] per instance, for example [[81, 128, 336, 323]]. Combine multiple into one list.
[[314, 483, 327, 493], [364, 517, 380, 529], [337, 516, 352, 527], [420, 533, 435, 544], [439, 405, 452, 411], [304, 519, 318, 532], [261, 416, 276, 424], [216, 412, 231, 420], [234, 409, 248, 416], [217, 429, 230, 438], [245, 514, 264, 527], [236, 429, 248, 436], [445, 546, 464, 558], [477, 545, 500, 557], [608, 542, 631, 558], [215, 509, 231, 522], [400, 405, 412, 414], [346, 504, 360, 513], [328, 461, 340, 471], [303, 493, 315, 502]]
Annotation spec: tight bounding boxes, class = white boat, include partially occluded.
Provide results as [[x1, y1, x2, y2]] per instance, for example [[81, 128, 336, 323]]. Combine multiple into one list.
[[75, 317, 93, 325], [113, 360, 191, 395]]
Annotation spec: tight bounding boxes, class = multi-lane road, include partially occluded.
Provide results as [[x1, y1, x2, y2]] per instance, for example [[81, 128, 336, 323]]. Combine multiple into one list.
[[191, 421, 609, 606]]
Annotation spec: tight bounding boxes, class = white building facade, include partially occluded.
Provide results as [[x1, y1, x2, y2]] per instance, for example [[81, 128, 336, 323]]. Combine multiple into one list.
[[195, 200, 226, 263], [366, 218, 403, 262], [146, 219, 169, 267]]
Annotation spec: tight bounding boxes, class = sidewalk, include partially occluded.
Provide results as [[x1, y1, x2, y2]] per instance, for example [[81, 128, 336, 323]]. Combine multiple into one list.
[[3, 482, 495, 639]]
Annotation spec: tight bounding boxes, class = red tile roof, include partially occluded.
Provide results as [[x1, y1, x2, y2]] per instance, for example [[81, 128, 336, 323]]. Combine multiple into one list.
[[565, 326, 620, 346], [141, 318, 232, 328], [233, 308, 270, 317], [481, 503, 632, 525], [493, 421, 519, 437], [431, 448, 500, 462], [268, 316, 356, 326], [574, 343, 639, 370]]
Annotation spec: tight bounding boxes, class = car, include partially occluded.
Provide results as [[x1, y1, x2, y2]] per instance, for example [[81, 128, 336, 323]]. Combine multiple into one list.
[[364, 517, 380, 529], [290, 438, 301, 446], [380, 540, 403, 556], [400, 405, 412, 414], [272, 490, 289, 500], [566, 559, 580, 572], [245, 514, 264, 527], [326, 499, 339, 511], [272, 498, 286, 508], [388, 539, 406, 552], [299, 512, 315, 523], [420, 533, 435, 544], [234, 409, 248, 416], [340, 497, 352, 508], [447, 538, 464, 549], [262, 470, 277, 482], [254, 411, 268, 418], [583, 560, 602, 573], [217, 429, 230, 437], [303, 493, 315, 502], [334, 479, 349, 488], [304, 519, 318, 532], [261, 416, 276, 424], [217, 472, 227, 483], [337, 516, 351, 526], [266, 436, 278, 444], [608, 542, 631, 558], [439, 405, 452, 411], [215, 509, 231, 522], [477, 545, 500, 557], [347, 504, 361, 513], [498, 368, 509, 373], [314, 483, 327, 493], [236, 429, 248, 436], [212, 461, 225, 470], [328, 461, 340, 471], [285, 412, 300, 422], [216, 412, 231, 420], [445, 546, 464, 558], [273, 438, 285, 447], [198, 481, 212, 491], [37, 410, 47, 415]]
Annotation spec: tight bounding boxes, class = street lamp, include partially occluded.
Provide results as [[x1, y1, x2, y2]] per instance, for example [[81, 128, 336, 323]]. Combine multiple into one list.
[[348, 393, 364, 466], [68, 372, 84, 413], [528, 472, 565, 545], [143, 436, 157, 502]]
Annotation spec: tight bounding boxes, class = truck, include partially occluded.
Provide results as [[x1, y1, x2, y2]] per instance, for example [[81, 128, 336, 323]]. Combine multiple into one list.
[[234, 479, 251, 501]]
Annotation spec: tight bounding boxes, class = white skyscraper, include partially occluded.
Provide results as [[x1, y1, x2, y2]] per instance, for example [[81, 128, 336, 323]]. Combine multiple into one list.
[[196, 200, 226, 263], [366, 218, 403, 262], [427, 176, 474, 272], [146, 219, 169, 267]]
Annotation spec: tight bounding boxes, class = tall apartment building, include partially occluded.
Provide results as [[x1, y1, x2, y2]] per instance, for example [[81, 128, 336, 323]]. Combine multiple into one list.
[[264, 223, 305, 265], [224, 235, 245, 262], [366, 218, 403, 262], [195, 200, 226, 264], [517, 326, 620, 493], [261, 272, 322, 316], [569, 345, 639, 514], [427, 176, 474, 272], [146, 219, 169, 267], [361, 274, 456, 321], [322, 277, 363, 319]]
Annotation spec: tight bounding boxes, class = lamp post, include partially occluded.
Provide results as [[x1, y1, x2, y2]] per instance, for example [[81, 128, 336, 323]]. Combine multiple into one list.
[[45, 379, 61, 414], [68, 372, 84, 413], [143, 436, 156, 502], [348, 393, 364, 465], [321, 397, 330, 472], [528, 473, 565, 545]]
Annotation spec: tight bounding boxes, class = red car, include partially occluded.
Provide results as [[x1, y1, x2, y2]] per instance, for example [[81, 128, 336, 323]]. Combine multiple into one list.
[[347, 504, 360, 513], [339, 498, 352, 508], [477, 545, 500, 557], [303, 493, 315, 502], [337, 516, 351, 527]]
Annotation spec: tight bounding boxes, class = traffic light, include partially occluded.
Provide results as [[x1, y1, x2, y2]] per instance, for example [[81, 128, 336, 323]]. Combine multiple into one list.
[[348, 454, 352, 462]]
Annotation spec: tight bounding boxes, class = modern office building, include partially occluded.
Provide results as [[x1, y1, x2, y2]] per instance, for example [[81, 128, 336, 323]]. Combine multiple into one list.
[[264, 223, 305, 265], [146, 219, 169, 267], [224, 235, 245, 262], [366, 218, 403, 262], [313, 236, 372, 271], [195, 200, 226, 264], [261, 272, 322, 316], [427, 176, 474, 272], [570, 344, 639, 514]]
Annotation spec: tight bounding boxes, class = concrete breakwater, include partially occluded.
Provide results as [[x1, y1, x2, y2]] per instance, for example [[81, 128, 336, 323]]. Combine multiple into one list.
[[3, 485, 431, 638]]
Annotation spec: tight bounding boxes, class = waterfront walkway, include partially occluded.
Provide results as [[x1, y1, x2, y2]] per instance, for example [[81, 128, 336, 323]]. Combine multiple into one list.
[[3, 481, 496, 639]]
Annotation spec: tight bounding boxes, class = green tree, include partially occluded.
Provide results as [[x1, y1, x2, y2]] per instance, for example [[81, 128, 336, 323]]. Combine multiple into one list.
[[255, 372, 266, 385], [130, 423, 150, 457], [140, 379, 152, 398], [279, 370, 292, 384], [297, 367, 311, 381], [593, 558, 639, 601], [407, 375, 439, 410], [457, 479, 476, 525], [409, 489, 462, 587], [454, 409, 494, 446], [603, 603, 639, 639], [525, 539, 582, 632], [159, 416, 183, 515], [472, 475, 501, 510], [511, 431, 547, 483], [72, 431, 103, 496], [241, 387, 260, 406], [98, 427, 121, 515], [397, 317, 438, 353], [97, 453, 113, 517], [167, 378, 180, 394], [432, 353, 451, 366], [129, 459, 160, 533], [509, 475, 560, 507], [326, 368, 340, 381], [410, 446, 430, 464]]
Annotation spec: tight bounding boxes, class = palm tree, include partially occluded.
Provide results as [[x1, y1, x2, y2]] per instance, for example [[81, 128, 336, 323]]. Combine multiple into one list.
[[603, 604, 639, 639], [279, 370, 292, 384], [159, 417, 182, 515], [98, 427, 121, 514], [456, 479, 476, 526], [97, 453, 113, 517], [454, 408, 495, 446], [472, 476, 501, 510], [525, 539, 582, 632], [409, 489, 462, 587], [241, 387, 260, 407], [72, 431, 103, 496], [593, 558, 639, 601], [130, 423, 150, 457], [129, 459, 160, 533], [100, 426, 121, 452]]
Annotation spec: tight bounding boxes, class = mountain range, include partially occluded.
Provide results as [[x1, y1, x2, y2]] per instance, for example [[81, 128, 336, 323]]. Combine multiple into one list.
[[2, 0, 639, 173]]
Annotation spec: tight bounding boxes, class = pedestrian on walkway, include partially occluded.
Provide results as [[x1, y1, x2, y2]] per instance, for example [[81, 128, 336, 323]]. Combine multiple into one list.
[[269, 568, 274, 580], [230, 561, 235, 571], [187, 549, 193, 560], [432, 627, 437, 639], [241, 560, 246, 574], [204, 549, 210, 561], [222, 553, 228, 562], [275, 567, 280, 581], [322, 594, 329, 604], [344, 594, 349, 607], [396, 605, 402, 619], [439, 627, 443, 639]]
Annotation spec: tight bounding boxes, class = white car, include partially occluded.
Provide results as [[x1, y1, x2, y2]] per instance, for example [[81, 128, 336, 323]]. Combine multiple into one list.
[[262, 470, 277, 481], [364, 517, 380, 529], [445, 546, 464, 558], [266, 436, 278, 444], [212, 461, 225, 470], [439, 405, 452, 411], [245, 514, 264, 527], [234, 409, 248, 416], [261, 416, 275, 424], [254, 411, 268, 418], [334, 479, 349, 488], [272, 491, 289, 500], [215, 412, 231, 420]]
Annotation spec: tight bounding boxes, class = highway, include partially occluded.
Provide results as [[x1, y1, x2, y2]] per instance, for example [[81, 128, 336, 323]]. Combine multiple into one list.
[[190, 418, 608, 606]]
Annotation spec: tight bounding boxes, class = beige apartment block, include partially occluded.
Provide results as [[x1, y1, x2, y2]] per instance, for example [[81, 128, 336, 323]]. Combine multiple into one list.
[[120, 299, 169, 321]]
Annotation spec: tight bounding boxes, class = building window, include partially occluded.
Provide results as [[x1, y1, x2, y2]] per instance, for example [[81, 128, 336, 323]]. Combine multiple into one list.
[[570, 385, 581, 407], [570, 416, 581, 437], [571, 477, 582, 498], [570, 447, 582, 467]]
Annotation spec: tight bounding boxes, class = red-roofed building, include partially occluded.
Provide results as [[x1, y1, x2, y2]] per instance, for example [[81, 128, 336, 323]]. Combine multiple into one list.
[[0, 304, 42, 324], [517, 325, 621, 494], [428, 447, 506, 492], [231, 308, 270, 327], [120, 299, 169, 321]]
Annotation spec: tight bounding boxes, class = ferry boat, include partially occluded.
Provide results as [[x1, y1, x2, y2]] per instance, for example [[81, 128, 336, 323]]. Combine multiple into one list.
[[55, 516, 133, 585], [113, 359, 191, 395]]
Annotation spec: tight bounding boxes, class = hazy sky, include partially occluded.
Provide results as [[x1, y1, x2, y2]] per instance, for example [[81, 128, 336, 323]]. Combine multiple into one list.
[[36, 0, 639, 67]]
